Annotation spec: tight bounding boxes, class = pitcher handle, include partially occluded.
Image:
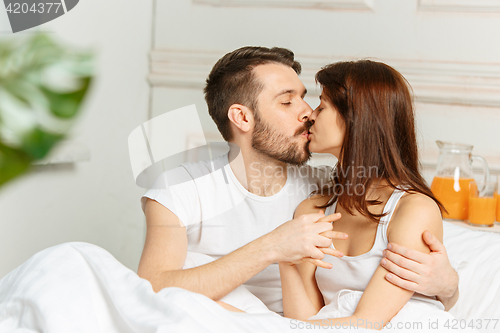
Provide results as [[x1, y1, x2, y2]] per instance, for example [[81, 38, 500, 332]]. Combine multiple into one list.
[[471, 155, 490, 183]]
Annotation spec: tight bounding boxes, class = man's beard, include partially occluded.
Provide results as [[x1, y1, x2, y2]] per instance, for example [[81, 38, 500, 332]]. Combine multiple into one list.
[[251, 110, 312, 166]]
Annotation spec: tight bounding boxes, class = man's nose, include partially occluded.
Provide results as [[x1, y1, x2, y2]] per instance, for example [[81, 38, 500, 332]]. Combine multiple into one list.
[[299, 101, 313, 122]]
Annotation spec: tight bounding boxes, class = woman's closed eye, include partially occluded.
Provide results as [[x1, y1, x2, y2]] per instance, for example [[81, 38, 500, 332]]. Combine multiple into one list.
[[282, 101, 292, 106]]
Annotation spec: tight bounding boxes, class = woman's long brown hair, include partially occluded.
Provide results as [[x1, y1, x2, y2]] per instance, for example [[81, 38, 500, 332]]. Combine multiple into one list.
[[315, 60, 445, 222]]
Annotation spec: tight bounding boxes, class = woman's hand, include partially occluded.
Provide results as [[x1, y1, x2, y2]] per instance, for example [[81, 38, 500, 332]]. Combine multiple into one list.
[[283, 248, 344, 269]]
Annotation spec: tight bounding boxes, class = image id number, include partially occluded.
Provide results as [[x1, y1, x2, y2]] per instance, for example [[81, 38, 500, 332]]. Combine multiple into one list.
[[6, 2, 62, 14], [445, 319, 499, 330]]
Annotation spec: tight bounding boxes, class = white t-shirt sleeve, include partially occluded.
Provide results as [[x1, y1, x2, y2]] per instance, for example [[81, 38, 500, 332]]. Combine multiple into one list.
[[140, 166, 201, 227]]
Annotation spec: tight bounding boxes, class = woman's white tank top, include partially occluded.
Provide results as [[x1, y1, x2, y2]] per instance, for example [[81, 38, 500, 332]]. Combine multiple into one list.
[[315, 188, 439, 307]]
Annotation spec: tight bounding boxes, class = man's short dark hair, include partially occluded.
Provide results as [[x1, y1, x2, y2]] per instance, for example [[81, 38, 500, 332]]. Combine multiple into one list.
[[204, 46, 301, 141]]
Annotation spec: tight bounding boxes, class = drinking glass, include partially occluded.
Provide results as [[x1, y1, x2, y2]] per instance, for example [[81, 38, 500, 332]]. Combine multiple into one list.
[[495, 177, 500, 224], [468, 180, 497, 227]]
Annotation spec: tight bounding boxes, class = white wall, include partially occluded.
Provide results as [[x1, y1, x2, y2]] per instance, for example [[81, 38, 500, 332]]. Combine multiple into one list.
[[150, 0, 500, 184], [0, 0, 153, 278], [2, 0, 499, 279]]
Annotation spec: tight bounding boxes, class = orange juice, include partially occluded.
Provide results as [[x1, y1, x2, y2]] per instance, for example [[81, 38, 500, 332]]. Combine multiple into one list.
[[496, 192, 500, 222], [431, 177, 474, 220], [468, 196, 497, 226]]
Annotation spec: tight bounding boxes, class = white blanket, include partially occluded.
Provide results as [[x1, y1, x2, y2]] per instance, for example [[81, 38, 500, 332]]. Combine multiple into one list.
[[0, 221, 499, 332], [307, 288, 457, 331], [0, 242, 366, 333]]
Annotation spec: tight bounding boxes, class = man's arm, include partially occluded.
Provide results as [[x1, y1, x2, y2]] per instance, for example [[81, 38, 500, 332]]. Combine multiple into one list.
[[137, 198, 338, 301], [381, 230, 459, 311]]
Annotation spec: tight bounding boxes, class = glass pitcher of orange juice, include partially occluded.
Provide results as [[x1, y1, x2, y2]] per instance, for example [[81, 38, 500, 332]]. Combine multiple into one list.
[[430, 141, 490, 220]]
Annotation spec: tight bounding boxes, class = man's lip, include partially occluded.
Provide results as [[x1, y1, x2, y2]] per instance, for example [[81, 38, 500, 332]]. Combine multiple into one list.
[[300, 130, 311, 140]]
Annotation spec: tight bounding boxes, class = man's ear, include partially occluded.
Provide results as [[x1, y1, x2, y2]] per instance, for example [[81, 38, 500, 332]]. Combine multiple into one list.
[[228, 104, 253, 133]]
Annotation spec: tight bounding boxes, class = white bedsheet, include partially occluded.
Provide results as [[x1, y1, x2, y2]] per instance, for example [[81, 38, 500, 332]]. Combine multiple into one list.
[[0, 221, 498, 332], [443, 222, 500, 329]]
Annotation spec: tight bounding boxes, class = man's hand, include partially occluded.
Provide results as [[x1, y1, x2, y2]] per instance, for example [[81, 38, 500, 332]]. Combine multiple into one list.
[[380, 230, 459, 310], [268, 211, 345, 269]]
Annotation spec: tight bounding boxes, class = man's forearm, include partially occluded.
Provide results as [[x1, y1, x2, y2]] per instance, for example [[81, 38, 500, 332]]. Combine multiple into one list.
[[438, 284, 459, 311], [437, 269, 459, 311], [149, 232, 278, 301]]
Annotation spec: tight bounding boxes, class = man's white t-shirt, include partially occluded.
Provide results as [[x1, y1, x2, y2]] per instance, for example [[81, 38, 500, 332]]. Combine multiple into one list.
[[141, 153, 331, 314]]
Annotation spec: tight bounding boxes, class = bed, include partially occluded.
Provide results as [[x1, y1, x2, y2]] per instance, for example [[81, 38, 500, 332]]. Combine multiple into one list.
[[0, 221, 498, 333]]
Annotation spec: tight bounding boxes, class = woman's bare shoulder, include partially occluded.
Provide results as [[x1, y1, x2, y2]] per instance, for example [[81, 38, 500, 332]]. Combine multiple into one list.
[[389, 191, 443, 242], [294, 194, 333, 218], [396, 191, 441, 217]]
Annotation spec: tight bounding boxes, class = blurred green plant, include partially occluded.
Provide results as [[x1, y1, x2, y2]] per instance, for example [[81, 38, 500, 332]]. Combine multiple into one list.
[[0, 33, 93, 187]]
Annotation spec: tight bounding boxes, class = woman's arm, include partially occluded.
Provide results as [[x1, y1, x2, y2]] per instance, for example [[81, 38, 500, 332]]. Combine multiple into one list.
[[381, 230, 459, 311], [216, 301, 245, 312], [280, 262, 322, 320], [305, 193, 444, 329], [281, 195, 344, 320]]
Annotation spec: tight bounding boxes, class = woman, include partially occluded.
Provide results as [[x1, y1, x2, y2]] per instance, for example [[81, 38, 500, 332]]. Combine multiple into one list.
[[278, 60, 452, 329]]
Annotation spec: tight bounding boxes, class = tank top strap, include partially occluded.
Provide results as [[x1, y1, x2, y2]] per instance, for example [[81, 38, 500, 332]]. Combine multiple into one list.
[[324, 200, 337, 216], [323, 188, 407, 245], [380, 187, 408, 244]]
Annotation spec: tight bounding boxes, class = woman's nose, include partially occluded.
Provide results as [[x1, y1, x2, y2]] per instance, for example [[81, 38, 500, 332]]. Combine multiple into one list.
[[309, 109, 319, 121]]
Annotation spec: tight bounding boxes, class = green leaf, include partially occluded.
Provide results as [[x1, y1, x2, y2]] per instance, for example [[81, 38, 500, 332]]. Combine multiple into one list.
[[0, 143, 31, 187], [2, 81, 32, 107], [40, 76, 91, 118], [21, 127, 65, 160], [0, 33, 93, 187]]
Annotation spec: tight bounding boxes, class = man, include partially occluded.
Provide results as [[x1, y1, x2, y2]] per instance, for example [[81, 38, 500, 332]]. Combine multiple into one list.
[[137, 46, 459, 315]]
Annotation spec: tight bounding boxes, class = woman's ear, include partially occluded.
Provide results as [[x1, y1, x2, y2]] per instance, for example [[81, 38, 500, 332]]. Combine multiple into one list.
[[228, 104, 253, 134]]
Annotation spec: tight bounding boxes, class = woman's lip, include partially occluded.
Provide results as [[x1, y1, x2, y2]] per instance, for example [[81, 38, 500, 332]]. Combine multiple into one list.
[[300, 132, 311, 141]]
